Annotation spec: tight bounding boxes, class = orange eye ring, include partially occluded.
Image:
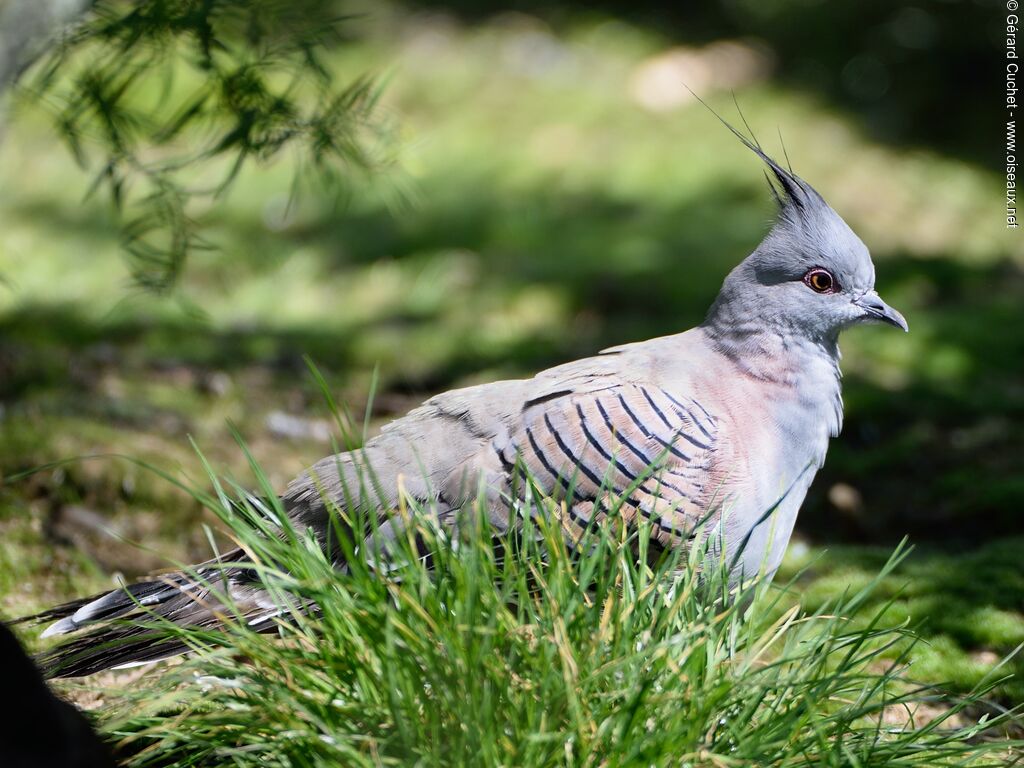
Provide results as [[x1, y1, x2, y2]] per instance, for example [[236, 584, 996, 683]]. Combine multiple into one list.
[[803, 268, 837, 294]]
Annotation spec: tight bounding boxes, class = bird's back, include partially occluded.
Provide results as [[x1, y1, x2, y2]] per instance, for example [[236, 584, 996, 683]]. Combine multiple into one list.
[[285, 326, 834, 579]]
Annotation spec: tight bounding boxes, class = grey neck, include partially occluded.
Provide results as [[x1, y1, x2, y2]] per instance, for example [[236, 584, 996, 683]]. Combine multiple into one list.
[[701, 297, 845, 441], [701, 302, 841, 386]]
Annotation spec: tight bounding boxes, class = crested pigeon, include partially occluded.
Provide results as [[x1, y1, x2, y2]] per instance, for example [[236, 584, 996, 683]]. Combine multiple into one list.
[[27, 125, 907, 677]]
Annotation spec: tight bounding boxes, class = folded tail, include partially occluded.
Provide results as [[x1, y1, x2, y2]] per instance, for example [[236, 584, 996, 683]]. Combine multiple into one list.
[[18, 549, 276, 678]]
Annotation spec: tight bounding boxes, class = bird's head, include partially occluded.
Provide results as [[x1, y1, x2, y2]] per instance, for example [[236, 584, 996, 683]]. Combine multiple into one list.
[[705, 124, 907, 345]]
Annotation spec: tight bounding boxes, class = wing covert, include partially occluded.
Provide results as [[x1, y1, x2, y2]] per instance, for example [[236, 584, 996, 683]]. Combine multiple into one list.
[[501, 383, 719, 548]]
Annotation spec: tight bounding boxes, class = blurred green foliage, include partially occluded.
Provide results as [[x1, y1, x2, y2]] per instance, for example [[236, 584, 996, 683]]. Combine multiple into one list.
[[11, 0, 387, 290], [0, 0, 1021, 708], [412, 0, 1002, 164]]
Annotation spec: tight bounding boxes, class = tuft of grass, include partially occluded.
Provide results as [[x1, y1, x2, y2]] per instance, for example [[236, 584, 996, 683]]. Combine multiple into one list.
[[70, 424, 1020, 766], [780, 540, 1024, 706]]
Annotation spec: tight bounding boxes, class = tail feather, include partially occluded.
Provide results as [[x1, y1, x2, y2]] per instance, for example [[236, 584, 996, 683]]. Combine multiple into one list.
[[37, 621, 198, 679], [39, 579, 202, 639], [18, 548, 275, 678], [8, 596, 95, 628]]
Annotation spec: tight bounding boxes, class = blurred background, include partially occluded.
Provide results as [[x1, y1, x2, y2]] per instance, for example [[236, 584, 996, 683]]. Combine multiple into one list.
[[0, 0, 1021, 704]]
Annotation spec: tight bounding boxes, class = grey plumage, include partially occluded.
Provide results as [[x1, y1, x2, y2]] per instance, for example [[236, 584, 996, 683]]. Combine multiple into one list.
[[27, 119, 908, 677]]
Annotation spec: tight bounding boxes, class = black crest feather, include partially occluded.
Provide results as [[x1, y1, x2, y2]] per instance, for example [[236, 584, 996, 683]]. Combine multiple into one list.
[[684, 87, 822, 215]]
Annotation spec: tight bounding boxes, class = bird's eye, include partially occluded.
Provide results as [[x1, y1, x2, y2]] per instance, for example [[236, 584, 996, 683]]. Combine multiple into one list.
[[803, 268, 837, 294]]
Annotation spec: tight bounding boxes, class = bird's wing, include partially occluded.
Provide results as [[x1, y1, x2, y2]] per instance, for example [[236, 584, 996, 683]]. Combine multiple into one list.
[[504, 378, 720, 549], [281, 377, 529, 530], [283, 341, 720, 554]]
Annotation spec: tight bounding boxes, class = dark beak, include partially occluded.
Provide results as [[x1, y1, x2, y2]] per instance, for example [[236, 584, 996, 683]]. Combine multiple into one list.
[[854, 291, 908, 332]]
